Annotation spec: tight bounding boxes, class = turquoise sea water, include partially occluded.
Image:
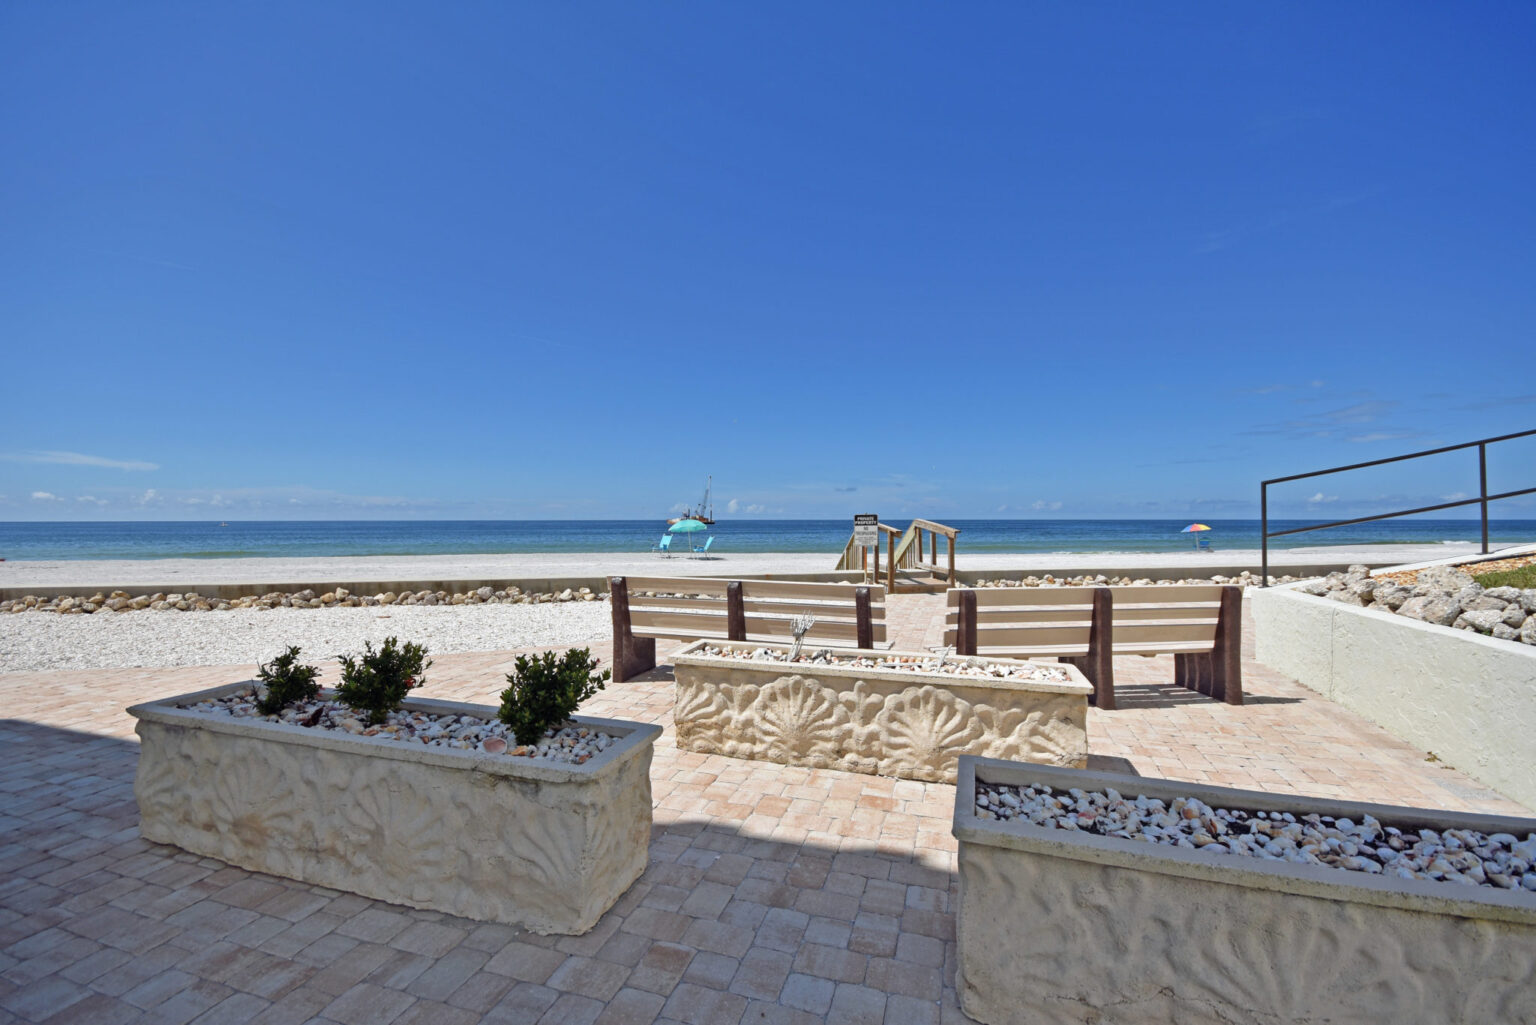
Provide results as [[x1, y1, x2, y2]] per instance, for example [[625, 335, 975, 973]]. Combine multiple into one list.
[[1, 519, 1532, 562]]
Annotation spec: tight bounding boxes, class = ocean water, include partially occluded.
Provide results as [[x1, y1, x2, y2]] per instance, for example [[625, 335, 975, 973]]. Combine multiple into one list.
[[1, 519, 1532, 562]]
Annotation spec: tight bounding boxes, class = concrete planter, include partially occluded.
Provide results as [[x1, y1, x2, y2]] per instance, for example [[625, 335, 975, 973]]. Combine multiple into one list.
[[672, 641, 1090, 783], [129, 683, 661, 935], [952, 757, 1536, 1025], [1252, 583, 1536, 809]]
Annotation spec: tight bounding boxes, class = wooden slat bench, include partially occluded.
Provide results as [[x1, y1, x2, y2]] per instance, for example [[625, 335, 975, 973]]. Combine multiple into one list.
[[945, 584, 1244, 709], [1107, 584, 1243, 705], [944, 587, 1115, 706], [609, 576, 889, 682]]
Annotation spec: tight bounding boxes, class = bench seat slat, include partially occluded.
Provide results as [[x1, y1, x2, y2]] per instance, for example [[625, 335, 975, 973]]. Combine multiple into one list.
[[1108, 585, 1224, 603], [948, 586, 1103, 607], [624, 576, 886, 602], [631, 626, 886, 648], [945, 606, 1093, 625], [633, 599, 869, 622], [974, 625, 1093, 647], [631, 609, 884, 644], [1112, 640, 1215, 656], [1111, 606, 1219, 621], [1112, 622, 1217, 645], [973, 645, 1089, 658]]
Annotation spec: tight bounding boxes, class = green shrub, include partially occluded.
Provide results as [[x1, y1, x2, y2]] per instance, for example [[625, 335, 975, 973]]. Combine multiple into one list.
[[255, 645, 320, 715], [335, 637, 432, 725], [1473, 564, 1536, 590], [498, 647, 610, 746]]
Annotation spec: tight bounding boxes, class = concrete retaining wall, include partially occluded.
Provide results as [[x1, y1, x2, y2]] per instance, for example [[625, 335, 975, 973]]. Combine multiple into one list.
[[1252, 584, 1536, 809]]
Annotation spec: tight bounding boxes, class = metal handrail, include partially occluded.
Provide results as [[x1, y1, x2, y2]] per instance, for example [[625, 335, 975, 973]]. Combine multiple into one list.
[[1260, 427, 1536, 586]]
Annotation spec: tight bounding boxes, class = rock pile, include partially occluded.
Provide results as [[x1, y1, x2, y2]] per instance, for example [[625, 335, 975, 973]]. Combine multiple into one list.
[[1298, 564, 1536, 646], [188, 688, 616, 764], [1, 585, 603, 615], [974, 779, 1536, 891], [973, 572, 1298, 588], [694, 644, 1073, 682]]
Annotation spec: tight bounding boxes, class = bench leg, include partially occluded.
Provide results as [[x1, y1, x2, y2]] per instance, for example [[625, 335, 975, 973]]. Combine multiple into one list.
[[609, 575, 656, 684], [1174, 650, 1243, 703], [613, 634, 656, 684], [1212, 585, 1244, 705], [1175, 652, 1211, 697], [1087, 588, 1115, 710], [1066, 653, 1115, 711]]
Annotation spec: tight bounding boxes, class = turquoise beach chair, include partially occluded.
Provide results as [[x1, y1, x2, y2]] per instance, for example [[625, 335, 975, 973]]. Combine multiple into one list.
[[651, 534, 673, 557], [691, 536, 714, 559]]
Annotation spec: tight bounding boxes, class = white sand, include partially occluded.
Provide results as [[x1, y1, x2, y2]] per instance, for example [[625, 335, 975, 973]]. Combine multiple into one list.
[[0, 542, 1510, 590], [0, 601, 611, 673]]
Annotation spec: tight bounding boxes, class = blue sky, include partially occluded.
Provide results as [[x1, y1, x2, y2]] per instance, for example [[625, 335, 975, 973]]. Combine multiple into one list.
[[3, 3, 1533, 522]]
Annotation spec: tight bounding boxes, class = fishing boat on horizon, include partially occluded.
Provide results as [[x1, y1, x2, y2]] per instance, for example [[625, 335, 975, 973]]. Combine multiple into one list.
[[667, 476, 715, 525]]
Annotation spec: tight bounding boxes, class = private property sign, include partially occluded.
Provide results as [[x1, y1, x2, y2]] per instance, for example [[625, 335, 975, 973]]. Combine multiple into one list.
[[853, 514, 879, 548]]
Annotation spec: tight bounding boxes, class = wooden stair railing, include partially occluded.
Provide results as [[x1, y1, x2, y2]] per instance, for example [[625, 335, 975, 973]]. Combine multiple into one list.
[[836, 519, 960, 590], [836, 523, 904, 581], [887, 519, 960, 589]]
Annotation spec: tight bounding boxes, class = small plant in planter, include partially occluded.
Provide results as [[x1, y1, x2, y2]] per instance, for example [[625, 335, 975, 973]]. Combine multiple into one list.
[[255, 645, 320, 715], [336, 636, 432, 725], [498, 647, 610, 746]]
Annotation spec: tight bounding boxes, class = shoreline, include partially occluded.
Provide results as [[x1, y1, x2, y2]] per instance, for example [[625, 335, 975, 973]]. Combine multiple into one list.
[[0, 542, 1514, 590]]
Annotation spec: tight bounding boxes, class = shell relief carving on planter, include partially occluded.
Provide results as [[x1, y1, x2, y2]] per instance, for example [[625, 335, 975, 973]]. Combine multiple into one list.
[[675, 667, 1085, 782]]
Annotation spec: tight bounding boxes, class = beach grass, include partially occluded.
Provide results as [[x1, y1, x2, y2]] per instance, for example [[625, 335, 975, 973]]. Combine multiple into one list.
[[1473, 563, 1536, 590]]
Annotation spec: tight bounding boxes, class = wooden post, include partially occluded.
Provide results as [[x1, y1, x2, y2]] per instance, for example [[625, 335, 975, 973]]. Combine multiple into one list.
[[1211, 585, 1244, 704], [855, 587, 873, 650], [947, 535, 956, 586], [887, 532, 896, 592], [726, 581, 746, 642], [957, 589, 978, 655], [931, 531, 938, 565], [609, 576, 656, 684], [1085, 587, 1114, 710]]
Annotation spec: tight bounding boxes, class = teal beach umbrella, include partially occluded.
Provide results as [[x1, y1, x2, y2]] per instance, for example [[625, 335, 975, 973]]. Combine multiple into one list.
[[669, 519, 708, 533]]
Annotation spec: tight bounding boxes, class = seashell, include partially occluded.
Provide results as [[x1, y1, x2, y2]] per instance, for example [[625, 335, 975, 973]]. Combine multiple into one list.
[[482, 737, 507, 755]]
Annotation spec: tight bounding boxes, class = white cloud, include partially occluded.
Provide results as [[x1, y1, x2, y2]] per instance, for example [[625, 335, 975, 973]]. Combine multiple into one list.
[[31, 491, 61, 501], [137, 489, 160, 505], [76, 495, 109, 505], [1347, 432, 1414, 444], [727, 498, 740, 514], [1308, 492, 1338, 503], [1031, 500, 1063, 511], [745, 503, 765, 514], [1442, 491, 1469, 502], [1, 450, 158, 471]]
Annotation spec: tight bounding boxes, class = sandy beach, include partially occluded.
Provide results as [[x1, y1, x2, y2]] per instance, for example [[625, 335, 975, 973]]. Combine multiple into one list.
[[5, 541, 1523, 673], [0, 541, 1506, 590]]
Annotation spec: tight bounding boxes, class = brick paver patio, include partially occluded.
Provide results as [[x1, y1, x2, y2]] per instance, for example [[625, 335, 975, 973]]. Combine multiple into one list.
[[1, 595, 1525, 1023]]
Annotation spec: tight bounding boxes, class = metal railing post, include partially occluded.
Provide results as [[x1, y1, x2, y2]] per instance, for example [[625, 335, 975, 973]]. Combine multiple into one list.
[[1260, 484, 1269, 587], [1480, 443, 1489, 554]]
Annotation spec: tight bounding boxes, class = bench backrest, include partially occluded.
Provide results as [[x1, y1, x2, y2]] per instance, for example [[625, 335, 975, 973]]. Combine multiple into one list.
[[1106, 584, 1226, 653], [942, 586, 1102, 653], [614, 576, 888, 648]]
